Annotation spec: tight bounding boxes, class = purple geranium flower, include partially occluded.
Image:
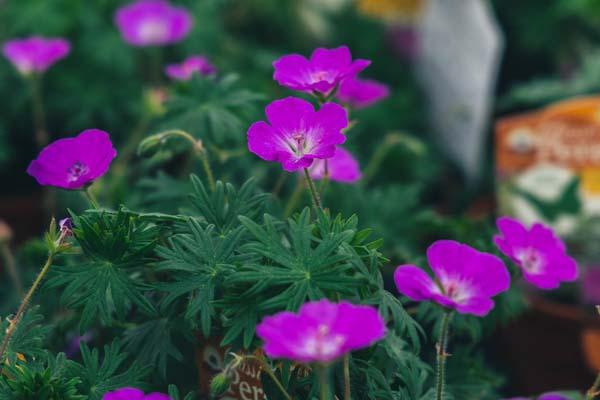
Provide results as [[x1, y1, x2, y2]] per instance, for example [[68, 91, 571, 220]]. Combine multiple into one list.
[[494, 216, 578, 290], [2, 36, 70, 75], [27, 129, 117, 190], [103, 388, 169, 400], [165, 55, 215, 81], [247, 97, 347, 172], [336, 77, 389, 109], [115, 0, 193, 47], [504, 394, 568, 400], [256, 299, 386, 364], [273, 46, 371, 95], [308, 146, 361, 183], [394, 240, 510, 316]]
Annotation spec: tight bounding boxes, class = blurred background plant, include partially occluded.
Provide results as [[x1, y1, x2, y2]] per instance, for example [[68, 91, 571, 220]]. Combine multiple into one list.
[[1, 0, 600, 399]]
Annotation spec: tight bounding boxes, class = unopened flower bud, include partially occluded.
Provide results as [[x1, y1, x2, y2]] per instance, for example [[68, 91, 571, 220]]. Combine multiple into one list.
[[144, 87, 168, 116], [209, 371, 232, 396], [137, 134, 165, 158]]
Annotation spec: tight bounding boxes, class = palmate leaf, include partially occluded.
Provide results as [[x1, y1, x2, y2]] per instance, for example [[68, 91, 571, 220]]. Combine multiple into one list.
[[156, 220, 243, 336], [189, 176, 268, 234], [70, 341, 150, 400], [47, 210, 157, 331], [0, 353, 84, 400], [161, 74, 264, 145], [0, 306, 50, 365], [123, 317, 184, 380]]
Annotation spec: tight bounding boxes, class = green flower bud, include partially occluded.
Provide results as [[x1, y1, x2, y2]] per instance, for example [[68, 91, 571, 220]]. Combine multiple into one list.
[[137, 134, 165, 158], [209, 371, 232, 397]]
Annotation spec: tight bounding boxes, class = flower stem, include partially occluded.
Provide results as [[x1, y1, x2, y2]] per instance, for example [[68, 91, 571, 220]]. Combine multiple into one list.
[[83, 186, 100, 209], [152, 130, 216, 191], [587, 373, 600, 399], [435, 311, 453, 400], [30, 74, 48, 148], [248, 355, 293, 400], [199, 152, 216, 192], [0, 242, 23, 298], [303, 168, 323, 211], [284, 178, 305, 218], [318, 365, 331, 400], [0, 251, 54, 368], [343, 354, 351, 400]]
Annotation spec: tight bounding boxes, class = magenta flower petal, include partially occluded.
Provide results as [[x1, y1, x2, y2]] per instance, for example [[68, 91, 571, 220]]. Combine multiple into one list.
[[273, 46, 371, 95], [394, 240, 510, 317], [247, 97, 347, 172], [2, 36, 70, 75], [337, 77, 390, 109], [115, 0, 193, 47], [308, 146, 361, 183], [27, 129, 117, 190], [144, 394, 171, 400], [256, 299, 386, 364], [165, 55, 216, 81], [494, 216, 578, 290], [393, 265, 437, 301], [103, 388, 145, 400]]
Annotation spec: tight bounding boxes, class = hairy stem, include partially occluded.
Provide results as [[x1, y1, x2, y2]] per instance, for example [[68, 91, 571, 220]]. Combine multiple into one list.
[[587, 373, 600, 400], [436, 311, 453, 400], [30, 75, 48, 148], [246, 355, 293, 400], [0, 252, 53, 367], [0, 242, 23, 298], [343, 354, 351, 400], [318, 365, 331, 400], [284, 178, 305, 218], [83, 186, 100, 209], [153, 130, 216, 191], [303, 168, 323, 211]]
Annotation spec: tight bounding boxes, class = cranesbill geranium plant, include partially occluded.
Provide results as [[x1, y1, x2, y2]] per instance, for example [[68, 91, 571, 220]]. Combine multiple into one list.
[[308, 146, 361, 183], [336, 76, 390, 109], [247, 97, 347, 172], [165, 55, 216, 81], [273, 46, 370, 96], [2, 36, 70, 75], [115, 0, 193, 46], [103, 387, 169, 400], [494, 216, 578, 289], [27, 129, 117, 191]]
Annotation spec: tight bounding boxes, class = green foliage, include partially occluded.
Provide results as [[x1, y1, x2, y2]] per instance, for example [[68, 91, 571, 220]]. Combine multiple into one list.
[[160, 74, 264, 146], [47, 210, 157, 331], [0, 307, 50, 366], [0, 354, 84, 400], [71, 341, 150, 400]]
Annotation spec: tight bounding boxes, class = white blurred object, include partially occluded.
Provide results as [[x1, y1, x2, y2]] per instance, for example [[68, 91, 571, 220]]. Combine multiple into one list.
[[415, 0, 504, 181]]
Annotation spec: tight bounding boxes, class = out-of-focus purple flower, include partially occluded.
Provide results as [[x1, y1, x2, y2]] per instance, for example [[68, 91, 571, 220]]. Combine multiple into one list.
[[394, 240, 510, 316], [247, 97, 347, 172], [503, 394, 568, 400], [273, 46, 370, 95], [308, 146, 361, 183], [494, 216, 578, 290], [65, 332, 92, 358], [583, 268, 600, 304], [27, 129, 117, 190], [256, 299, 385, 364], [388, 25, 419, 61], [165, 55, 216, 81], [2, 36, 70, 75], [336, 77, 389, 109], [103, 388, 169, 400], [115, 0, 193, 47]]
